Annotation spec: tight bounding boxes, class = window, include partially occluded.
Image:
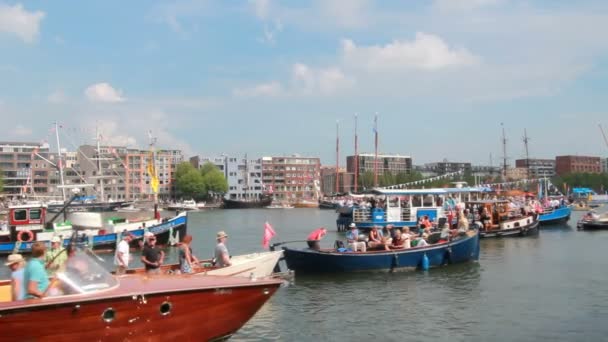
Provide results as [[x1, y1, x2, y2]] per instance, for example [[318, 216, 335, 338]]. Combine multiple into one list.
[[30, 209, 41, 220], [14, 209, 27, 221]]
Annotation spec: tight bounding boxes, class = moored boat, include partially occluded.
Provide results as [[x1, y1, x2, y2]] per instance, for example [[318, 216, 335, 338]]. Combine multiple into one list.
[[281, 230, 479, 273], [293, 199, 319, 208], [223, 195, 273, 209], [0, 201, 187, 254], [0, 249, 282, 340]]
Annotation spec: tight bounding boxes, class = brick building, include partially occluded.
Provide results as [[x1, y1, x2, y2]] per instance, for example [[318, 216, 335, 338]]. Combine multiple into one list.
[[555, 155, 601, 176]]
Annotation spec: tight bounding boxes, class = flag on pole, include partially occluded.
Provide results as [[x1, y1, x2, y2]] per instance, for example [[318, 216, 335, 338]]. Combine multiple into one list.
[[262, 221, 276, 249], [147, 152, 159, 194]]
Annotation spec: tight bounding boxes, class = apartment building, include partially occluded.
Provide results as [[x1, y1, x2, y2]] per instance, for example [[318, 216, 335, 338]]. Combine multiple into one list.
[[262, 155, 321, 201], [555, 155, 601, 176]]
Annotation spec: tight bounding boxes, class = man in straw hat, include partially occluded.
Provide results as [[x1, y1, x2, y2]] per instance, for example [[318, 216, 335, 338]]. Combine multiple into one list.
[[5, 254, 26, 301], [214, 231, 231, 267]]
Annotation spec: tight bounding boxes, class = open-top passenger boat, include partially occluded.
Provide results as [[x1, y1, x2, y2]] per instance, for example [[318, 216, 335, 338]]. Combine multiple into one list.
[[281, 230, 480, 273], [577, 210, 608, 230], [0, 249, 283, 341]]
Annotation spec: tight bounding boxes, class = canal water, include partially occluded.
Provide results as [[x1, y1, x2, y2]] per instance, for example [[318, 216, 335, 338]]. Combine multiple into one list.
[[3, 209, 607, 341]]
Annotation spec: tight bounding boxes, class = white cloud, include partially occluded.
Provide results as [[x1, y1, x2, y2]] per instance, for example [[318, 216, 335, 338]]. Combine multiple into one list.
[[434, 0, 504, 11], [315, 0, 372, 29], [234, 81, 283, 97], [0, 3, 45, 43], [250, 0, 271, 20], [13, 124, 32, 137], [47, 90, 66, 104], [84, 83, 125, 103], [341, 33, 479, 71]]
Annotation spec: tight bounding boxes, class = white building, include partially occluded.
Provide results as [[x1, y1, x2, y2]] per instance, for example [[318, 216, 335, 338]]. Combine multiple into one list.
[[192, 155, 264, 200]]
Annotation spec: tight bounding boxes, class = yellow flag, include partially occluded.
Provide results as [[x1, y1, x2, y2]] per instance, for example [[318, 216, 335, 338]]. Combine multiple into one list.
[[147, 153, 159, 194]]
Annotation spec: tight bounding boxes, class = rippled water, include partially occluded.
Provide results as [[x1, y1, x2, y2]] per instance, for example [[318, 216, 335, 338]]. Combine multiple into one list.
[[3, 209, 608, 341]]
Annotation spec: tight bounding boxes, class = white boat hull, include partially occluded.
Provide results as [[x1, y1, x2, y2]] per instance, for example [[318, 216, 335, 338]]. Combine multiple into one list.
[[205, 251, 284, 278]]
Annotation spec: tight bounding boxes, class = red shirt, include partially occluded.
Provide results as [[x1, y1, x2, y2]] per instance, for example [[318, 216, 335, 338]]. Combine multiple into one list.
[[307, 228, 326, 241]]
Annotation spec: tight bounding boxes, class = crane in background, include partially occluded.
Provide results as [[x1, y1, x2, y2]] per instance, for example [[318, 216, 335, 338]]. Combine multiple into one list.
[[600, 124, 608, 150]]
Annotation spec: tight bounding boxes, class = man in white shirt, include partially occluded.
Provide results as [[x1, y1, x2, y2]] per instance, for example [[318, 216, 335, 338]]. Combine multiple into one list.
[[115, 233, 133, 275], [346, 223, 366, 252]]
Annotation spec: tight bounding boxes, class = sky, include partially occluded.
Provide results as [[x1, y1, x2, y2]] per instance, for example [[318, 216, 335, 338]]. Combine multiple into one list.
[[1, 0, 608, 166]]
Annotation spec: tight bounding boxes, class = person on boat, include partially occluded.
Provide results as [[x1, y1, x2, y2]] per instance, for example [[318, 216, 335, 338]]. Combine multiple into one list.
[[306, 228, 327, 250], [114, 232, 134, 275], [24, 242, 50, 299], [215, 231, 231, 267], [420, 215, 432, 229], [368, 226, 389, 251], [45, 236, 67, 276], [346, 223, 366, 252], [401, 227, 410, 247], [480, 208, 492, 230], [457, 211, 469, 236], [179, 234, 199, 274], [391, 229, 405, 249], [5, 254, 26, 301], [141, 235, 164, 274]]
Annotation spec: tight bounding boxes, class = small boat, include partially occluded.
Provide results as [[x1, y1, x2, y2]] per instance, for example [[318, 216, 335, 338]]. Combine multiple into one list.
[[319, 200, 339, 210], [468, 200, 539, 238], [121, 250, 284, 278], [0, 202, 187, 255], [266, 203, 294, 209], [166, 199, 199, 211], [577, 210, 608, 230], [0, 249, 282, 340], [223, 195, 273, 209], [538, 205, 572, 225], [281, 230, 480, 273], [293, 199, 319, 209]]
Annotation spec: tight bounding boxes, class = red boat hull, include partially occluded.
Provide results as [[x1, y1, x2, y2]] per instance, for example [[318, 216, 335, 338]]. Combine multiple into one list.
[[0, 275, 281, 341]]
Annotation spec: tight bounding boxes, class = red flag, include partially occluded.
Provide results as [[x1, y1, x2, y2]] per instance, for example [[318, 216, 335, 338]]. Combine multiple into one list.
[[262, 221, 276, 249]]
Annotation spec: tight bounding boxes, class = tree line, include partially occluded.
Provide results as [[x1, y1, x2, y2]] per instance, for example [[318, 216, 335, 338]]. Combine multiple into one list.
[[174, 162, 228, 200]]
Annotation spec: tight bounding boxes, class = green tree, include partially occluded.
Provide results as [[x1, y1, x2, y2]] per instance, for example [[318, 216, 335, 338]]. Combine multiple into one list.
[[359, 171, 375, 190], [175, 162, 196, 180], [175, 169, 205, 199], [200, 162, 228, 195]]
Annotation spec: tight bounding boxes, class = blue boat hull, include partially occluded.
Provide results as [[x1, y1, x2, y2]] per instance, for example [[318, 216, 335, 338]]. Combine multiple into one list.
[[538, 206, 571, 225], [0, 215, 187, 255], [282, 231, 480, 273]]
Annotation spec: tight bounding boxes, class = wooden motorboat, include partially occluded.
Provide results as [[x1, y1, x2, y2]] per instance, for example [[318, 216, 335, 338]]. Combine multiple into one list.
[[0, 249, 282, 341], [577, 211, 608, 230], [292, 200, 319, 209]]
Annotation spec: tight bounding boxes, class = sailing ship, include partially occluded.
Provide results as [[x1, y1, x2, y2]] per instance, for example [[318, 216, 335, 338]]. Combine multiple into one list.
[[0, 248, 282, 340]]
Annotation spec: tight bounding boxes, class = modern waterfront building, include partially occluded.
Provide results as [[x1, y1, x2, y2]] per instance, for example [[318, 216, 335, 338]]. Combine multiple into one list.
[[0, 141, 54, 197], [191, 155, 264, 200], [424, 161, 472, 175], [514, 158, 556, 178], [555, 155, 602, 176], [346, 153, 413, 178], [262, 155, 321, 201]]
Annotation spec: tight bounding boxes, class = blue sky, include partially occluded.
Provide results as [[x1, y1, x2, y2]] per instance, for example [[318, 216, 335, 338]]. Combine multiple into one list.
[[1, 0, 608, 165]]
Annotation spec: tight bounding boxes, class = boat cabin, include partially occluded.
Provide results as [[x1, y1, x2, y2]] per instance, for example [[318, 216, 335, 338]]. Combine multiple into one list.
[[0, 202, 47, 243], [336, 187, 491, 231]]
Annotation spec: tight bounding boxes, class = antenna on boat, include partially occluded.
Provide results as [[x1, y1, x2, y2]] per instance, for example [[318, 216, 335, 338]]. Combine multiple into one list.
[[501, 123, 508, 181], [522, 129, 531, 180], [335, 120, 340, 194], [354, 113, 359, 193]]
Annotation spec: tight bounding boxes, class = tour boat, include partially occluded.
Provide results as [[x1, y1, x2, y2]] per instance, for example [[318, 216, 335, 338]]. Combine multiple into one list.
[[0, 249, 282, 341], [336, 187, 491, 232], [280, 230, 480, 273]]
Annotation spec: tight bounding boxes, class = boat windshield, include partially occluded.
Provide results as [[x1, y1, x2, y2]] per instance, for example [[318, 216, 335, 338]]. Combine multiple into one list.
[[55, 249, 118, 294]]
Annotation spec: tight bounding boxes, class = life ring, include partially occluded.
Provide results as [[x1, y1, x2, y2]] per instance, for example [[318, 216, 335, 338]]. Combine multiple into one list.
[[17, 230, 34, 242]]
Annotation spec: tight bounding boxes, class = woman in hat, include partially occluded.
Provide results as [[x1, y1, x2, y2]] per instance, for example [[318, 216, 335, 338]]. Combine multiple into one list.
[[5, 254, 26, 301]]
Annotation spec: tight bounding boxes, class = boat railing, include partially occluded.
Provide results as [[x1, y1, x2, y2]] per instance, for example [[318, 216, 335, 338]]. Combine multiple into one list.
[[401, 207, 411, 221], [353, 208, 372, 222]]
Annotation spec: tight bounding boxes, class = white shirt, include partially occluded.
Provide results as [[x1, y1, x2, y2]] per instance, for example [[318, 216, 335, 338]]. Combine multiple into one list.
[[115, 240, 130, 266]]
